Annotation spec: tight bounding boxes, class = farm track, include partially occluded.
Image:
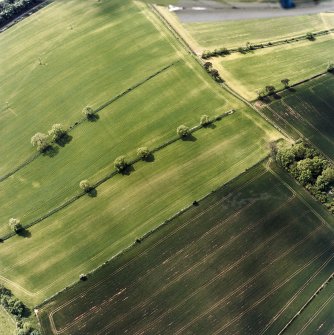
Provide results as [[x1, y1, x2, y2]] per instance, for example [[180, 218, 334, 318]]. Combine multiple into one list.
[[0, 62, 178, 183]]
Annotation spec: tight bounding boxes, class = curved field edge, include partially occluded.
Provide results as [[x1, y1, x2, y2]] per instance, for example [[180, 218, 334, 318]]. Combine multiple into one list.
[[0, 108, 279, 306], [36, 161, 334, 335]]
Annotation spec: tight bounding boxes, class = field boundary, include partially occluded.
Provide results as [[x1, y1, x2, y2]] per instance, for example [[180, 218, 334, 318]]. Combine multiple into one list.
[[34, 157, 269, 313], [254, 71, 331, 102], [0, 110, 235, 242], [0, 62, 178, 183], [202, 29, 334, 59]]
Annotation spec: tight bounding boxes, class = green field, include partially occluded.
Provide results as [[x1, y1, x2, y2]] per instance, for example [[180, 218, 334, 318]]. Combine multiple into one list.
[[37, 161, 334, 335], [0, 0, 181, 176], [0, 109, 278, 306], [261, 74, 334, 160], [183, 13, 334, 50], [0, 0, 281, 306], [0, 307, 15, 335], [0, 0, 280, 238], [216, 34, 334, 100]]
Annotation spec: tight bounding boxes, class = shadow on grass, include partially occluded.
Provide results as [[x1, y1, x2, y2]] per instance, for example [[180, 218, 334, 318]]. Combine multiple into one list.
[[56, 134, 73, 147], [143, 153, 155, 163], [87, 188, 98, 198], [273, 93, 282, 100], [42, 145, 59, 158], [87, 114, 100, 122], [204, 123, 216, 130], [288, 87, 297, 93], [121, 165, 135, 176], [17, 228, 31, 238], [182, 134, 197, 142]]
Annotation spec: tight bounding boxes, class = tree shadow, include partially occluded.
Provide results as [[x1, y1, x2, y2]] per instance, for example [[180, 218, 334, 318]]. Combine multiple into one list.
[[42, 145, 59, 158], [87, 114, 100, 122], [273, 93, 282, 100], [288, 87, 297, 93], [56, 134, 73, 147], [204, 123, 216, 129], [193, 201, 199, 207], [143, 153, 155, 163], [260, 96, 271, 104], [121, 164, 135, 176], [22, 306, 31, 318], [182, 134, 197, 142], [17, 228, 31, 238], [87, 188, 97, 198]]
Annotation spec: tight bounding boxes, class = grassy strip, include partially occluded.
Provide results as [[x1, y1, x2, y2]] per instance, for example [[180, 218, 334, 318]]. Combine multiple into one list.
[[0, 62, 177, 183], [202, 29, 334, 59], [0, 110, 234, 242]]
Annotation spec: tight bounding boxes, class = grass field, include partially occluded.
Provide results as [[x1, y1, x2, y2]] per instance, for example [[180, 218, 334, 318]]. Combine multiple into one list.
[[0, 108, 279, 306], [0, 0, 280, 238], [0, 0, 280, 307], [0, 307, 15, 335], [0, 0, 181, 176], [215, 34, 334, 100], [183, 13, 334, 50], [37, 161, 334, 335], [260, 74, 334, 160]]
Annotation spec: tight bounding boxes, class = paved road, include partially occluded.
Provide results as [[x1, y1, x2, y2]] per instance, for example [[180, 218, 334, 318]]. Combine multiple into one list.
[[173, 0, 334, 22]]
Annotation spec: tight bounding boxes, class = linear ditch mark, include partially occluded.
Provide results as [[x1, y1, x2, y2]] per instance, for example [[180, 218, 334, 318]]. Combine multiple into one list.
[[0, 62, 178, 183], [203, 28, 334, 59], [0, 110, 236, 242]]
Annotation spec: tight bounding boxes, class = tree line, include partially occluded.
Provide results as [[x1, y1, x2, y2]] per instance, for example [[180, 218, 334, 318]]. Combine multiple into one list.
[[0, 0, 42, 27]]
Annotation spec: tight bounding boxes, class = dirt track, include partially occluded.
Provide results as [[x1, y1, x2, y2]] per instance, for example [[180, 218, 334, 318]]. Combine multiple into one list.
[[173, 0, 334, 22]]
